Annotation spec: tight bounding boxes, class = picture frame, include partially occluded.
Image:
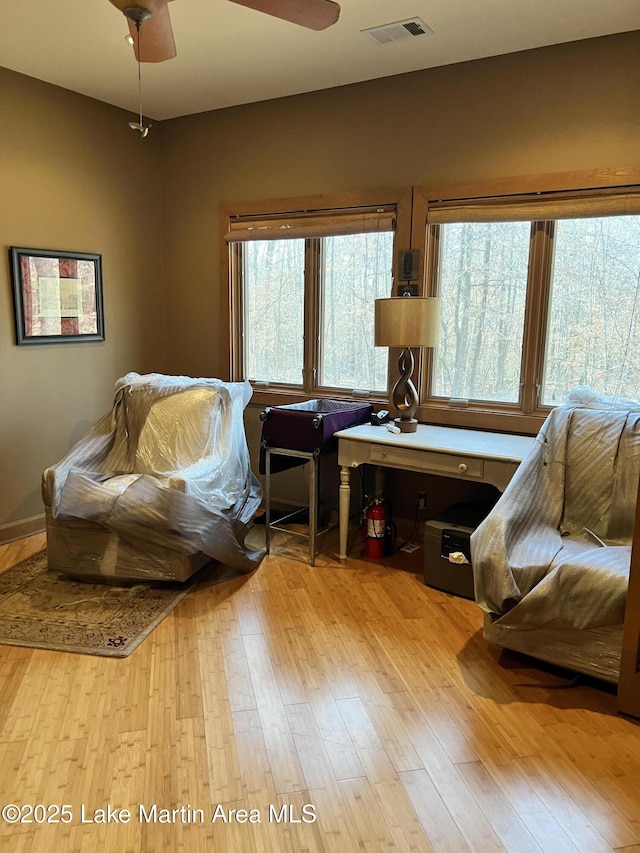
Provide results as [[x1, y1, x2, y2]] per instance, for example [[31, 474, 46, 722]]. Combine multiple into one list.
[[9, 246, 105, 345]]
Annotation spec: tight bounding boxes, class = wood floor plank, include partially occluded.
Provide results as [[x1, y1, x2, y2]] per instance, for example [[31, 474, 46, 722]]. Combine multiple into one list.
[[0, 738, 28, 803], [351, 682, 424, 774], [0, 534, 639, 851], [455, 760, 542, 853], [0, 533, 46, 572], [175, 716, 214, 817], [337, 695, 437, 850], [273, 790, 326, 853], [330, 618, 407, 697], [0, 651, 32, 727], [8, 833, 35, 853], [479, 754, 602, 853], [387, 689, 508, 853], [229, 576, 264, 636], [377, 571, 441, 621], [173, 596, 205, 722], [515, 754, 621, 853], [332, 566, 388, 622], [285, 702, 342, 791], [368, 616, 460, 690], [242, 632, 307, 795], [103, 729, 146, 851], [434, 683, 543, 768], [284, 624, 365, 782], [205, 591, 257, 715], [259, 625, 308, 706], [362, 579, 416, 623], [338, 776, 403, 851], [398, 768, 469, 853], [140, 625, 182, 853], [298, 615, 360, 701], [232, 708, 277, 804], [306, 784, 368, 853]]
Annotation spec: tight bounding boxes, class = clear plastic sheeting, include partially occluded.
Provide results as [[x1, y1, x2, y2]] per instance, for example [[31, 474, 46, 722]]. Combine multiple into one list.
[[42, 373, 264, 582], [483, 615, 623, 684], [44, 509, 213, 583], [471, 391, 640, 683]]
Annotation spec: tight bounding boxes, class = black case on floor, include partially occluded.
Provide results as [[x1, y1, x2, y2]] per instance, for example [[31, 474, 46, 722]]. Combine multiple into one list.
[[423, 503, 490, 599]]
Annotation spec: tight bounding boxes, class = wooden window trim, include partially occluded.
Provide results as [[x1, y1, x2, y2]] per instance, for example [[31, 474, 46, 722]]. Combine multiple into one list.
[[223, 170, 640, 428], [619, 476, 640, 718], [222, 187, 412, 402], [413, 168, 640, 435]]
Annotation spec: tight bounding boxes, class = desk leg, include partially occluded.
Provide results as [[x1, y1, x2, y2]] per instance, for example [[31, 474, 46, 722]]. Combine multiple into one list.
[[339, 465, 351, 563]]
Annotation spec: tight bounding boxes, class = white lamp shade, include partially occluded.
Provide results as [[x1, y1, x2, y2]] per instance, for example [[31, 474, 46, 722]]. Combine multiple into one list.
[[374, 297, 440, 348]]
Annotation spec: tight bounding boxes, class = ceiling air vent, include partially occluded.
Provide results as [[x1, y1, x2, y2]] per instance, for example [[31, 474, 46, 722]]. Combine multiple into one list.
[[362, 17, 433, 46]]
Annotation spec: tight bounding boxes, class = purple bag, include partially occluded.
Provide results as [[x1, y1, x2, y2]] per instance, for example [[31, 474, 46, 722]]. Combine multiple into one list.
[[259, 399, 372, 474]]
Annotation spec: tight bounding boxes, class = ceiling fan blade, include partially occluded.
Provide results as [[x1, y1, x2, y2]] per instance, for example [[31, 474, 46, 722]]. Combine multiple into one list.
[[107, 0, 176, 62], [229, 0, 340, 31], [128, 3, 176, 62]]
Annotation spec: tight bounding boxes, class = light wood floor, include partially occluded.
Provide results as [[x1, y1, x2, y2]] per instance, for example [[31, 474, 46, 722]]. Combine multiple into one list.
[[0, 531, 639, 853]]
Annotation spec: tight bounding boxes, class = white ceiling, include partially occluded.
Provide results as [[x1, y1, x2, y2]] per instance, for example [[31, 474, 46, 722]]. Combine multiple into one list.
[[2, 1, 639, 121]]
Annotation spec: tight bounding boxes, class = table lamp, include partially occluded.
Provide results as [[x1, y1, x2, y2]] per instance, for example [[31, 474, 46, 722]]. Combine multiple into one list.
[[374, 296, 440, 433]]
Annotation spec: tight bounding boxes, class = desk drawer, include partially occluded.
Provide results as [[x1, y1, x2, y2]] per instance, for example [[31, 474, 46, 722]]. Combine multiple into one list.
[[369, 444, 484, 480]]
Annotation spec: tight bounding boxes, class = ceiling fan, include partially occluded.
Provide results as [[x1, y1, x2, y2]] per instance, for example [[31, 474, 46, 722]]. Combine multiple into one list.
[[108, 0, 341, 63], [109, 0, 176, 63]]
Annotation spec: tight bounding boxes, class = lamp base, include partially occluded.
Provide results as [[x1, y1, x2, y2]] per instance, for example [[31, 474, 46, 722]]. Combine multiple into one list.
[[390, 348, 420, 433], [395, 417, 418, 433]]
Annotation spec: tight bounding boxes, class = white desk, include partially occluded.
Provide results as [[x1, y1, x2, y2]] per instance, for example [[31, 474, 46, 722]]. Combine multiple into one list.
[[335, 423, 536, 562]]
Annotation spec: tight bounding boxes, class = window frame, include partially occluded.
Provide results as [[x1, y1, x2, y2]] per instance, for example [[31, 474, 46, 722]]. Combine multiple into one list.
[[413, 169, 640, 434], [222, 188, 413, 407]]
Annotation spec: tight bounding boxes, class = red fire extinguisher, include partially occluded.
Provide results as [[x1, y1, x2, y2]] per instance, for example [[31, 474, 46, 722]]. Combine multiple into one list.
[[365, 499, 389, 559]]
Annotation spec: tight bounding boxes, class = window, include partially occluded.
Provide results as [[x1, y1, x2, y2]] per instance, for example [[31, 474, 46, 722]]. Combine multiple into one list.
[[424, 190, 640, 421], [319, 231, 393, 392], [243, 239, 304, 385], [224, 180, 640, 427], [542, 216, 640, 405], [433, 221, 530, 403], [226, 194, 406, 400]]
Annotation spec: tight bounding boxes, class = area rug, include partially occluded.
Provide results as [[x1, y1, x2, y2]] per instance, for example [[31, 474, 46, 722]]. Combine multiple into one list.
[[0, 551, 194, 658]]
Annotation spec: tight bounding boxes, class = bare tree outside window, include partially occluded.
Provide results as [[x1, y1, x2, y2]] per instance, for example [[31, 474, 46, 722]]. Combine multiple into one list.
[[320, 231, 392, 392], [233, 187, 640, 422], [242, 230, 393, 393], [244, 239, 304, 385], [433, 221, 530, 403], [542, 216, 640, 404]]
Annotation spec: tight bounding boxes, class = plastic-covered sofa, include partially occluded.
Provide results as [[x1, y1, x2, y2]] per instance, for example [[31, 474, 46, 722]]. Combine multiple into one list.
[[471, 392, 640, 683], [42, 372, 264, 583]]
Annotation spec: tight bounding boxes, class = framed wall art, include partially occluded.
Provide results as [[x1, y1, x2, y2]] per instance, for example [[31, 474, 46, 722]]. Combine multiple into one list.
[[9, 247, 104, 345]]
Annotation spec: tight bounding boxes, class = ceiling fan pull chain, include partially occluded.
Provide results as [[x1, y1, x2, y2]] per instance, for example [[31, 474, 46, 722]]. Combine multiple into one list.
[[137, 21, 143, 127], [128, 15, 149, 139]]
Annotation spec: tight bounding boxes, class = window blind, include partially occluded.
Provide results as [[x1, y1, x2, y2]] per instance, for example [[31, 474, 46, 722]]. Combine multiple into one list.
[[225, 207, 395, 242], [427, 190, 640, 224]]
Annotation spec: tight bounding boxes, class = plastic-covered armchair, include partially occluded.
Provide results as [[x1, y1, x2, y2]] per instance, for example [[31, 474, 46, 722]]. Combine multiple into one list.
[[42, 373, 264, 582], [471, 395, 640, 682]]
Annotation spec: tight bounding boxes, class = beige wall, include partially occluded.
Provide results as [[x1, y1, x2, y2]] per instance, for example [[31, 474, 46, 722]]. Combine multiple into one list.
[[158, 31, 640, 380], [2, 31, 639, 532], [156, 31, 640, 515], [0, 69, 167, 529]]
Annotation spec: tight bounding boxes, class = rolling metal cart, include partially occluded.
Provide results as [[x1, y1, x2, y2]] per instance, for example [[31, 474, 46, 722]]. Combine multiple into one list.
[[260, 400, 372, 565]]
